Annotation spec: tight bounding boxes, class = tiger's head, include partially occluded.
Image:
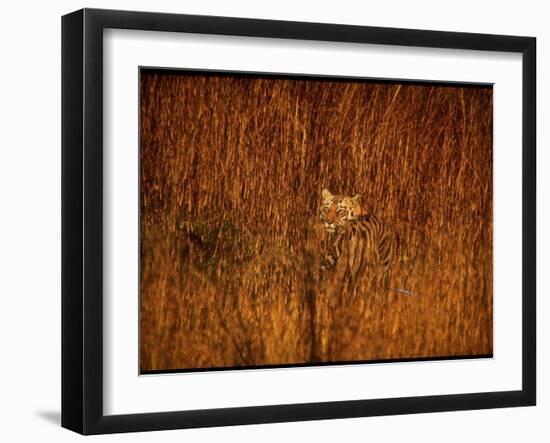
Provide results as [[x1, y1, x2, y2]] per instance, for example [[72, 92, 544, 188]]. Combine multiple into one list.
[[320, 188, 364, 234]]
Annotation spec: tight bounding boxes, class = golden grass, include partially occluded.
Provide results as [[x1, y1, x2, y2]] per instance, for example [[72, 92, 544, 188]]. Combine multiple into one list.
[[139, 71, 493, 372]]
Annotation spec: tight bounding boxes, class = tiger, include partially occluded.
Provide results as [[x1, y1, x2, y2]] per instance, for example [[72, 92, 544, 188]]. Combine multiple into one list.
[[319, 188, 395, 294], [319, 188, 363, 234]]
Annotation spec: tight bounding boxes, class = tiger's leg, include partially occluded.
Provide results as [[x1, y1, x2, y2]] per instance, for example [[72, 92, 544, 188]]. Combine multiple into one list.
[[377, 232, 393, 290], [332, 235, 351, 297]]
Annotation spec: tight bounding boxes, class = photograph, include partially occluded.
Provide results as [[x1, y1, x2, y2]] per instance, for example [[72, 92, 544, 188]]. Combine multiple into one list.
[[139, 70, 494, 373]]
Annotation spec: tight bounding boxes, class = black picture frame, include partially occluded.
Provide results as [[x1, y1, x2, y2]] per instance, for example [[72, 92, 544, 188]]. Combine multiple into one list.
[[62, 8, 536, 435]]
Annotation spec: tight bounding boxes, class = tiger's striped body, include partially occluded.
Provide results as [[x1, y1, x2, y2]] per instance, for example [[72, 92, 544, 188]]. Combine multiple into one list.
[[322, 214, 393, 291], [319, 189, 394, 293]]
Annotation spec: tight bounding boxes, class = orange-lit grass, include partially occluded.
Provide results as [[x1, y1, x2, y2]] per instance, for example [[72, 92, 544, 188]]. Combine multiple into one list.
[[140, 72, 493, 371]]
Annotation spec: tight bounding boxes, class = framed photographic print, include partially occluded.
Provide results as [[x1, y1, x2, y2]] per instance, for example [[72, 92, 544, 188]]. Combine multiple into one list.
[[61, 8, 536, 435]]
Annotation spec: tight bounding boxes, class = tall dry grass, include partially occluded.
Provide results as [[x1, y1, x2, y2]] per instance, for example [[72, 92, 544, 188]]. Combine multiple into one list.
[[139, 71, 493, 372]]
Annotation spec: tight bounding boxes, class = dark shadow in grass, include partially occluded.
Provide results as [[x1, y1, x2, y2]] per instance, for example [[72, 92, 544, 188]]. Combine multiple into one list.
[[36, 410, 61, 426]]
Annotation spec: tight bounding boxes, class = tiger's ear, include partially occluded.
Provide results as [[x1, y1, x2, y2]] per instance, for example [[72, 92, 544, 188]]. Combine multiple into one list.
[[351, 194, 361, 204], [321, 188, 333, 201]]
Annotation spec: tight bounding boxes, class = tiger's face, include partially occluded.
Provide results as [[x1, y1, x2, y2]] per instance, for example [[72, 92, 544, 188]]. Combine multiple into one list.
[[320, 188, 364, 233]]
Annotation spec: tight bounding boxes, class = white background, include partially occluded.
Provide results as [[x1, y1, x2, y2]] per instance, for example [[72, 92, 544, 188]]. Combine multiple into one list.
[[0, 0, 546, 441]]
